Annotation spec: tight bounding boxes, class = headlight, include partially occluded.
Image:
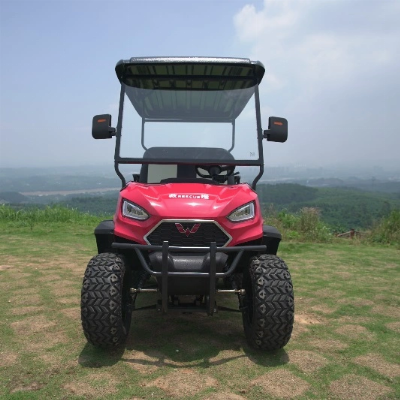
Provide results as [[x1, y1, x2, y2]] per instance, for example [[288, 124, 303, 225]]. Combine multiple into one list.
[[122, 200, 149, 221], [227, 202, 255, 222]]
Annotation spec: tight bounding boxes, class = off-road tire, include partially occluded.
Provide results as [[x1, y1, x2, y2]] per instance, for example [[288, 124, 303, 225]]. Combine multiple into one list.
[[242, 254, 294, 351], [81, 252, 132, 348]]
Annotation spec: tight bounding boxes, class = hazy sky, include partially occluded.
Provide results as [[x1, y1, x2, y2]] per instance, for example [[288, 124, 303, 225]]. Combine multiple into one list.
[[0, 0, 399, 169]]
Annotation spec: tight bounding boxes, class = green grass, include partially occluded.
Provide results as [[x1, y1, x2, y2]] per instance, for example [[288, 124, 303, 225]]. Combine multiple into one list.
[[0, 209, 399, 399], [0, 204, 103, 229]]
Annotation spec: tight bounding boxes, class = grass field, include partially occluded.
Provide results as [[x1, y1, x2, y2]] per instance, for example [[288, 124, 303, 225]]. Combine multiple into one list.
[[0, 220, 399, 399]]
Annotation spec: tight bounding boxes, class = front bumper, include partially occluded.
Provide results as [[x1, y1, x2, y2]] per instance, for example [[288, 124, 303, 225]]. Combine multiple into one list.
[[112, 241, 266, 315]]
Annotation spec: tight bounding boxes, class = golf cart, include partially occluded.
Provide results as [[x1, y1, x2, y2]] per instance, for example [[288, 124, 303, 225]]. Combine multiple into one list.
[[81, 57, 294, 351]]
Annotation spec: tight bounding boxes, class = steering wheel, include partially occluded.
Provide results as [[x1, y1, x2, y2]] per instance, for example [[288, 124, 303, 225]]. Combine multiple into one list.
[[196, 165, 235, 182]]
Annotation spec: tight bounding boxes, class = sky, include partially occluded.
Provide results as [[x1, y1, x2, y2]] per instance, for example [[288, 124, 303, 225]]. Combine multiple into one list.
[[0, 0, 399, 169]]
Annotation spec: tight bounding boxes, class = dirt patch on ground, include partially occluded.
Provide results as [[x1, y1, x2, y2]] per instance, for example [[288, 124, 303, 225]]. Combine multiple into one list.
[[295, 296, 316, 308], [314, 288, 346, 298], [353, 353, 400, 379], [288, 350, 328, 373], [251, 369, 310, 399], [337, 297, 375, 307], [335, 324, 375, 341], [203, 392, 247, 400], [0, 351, 18, 367], [386, 321, 400, 333], [146, 369, 218, 397], [171, 336, 241, 361], [11, 306, 46, 316], [11, 382, 45, 393], [8, 284, 39, 296], [11, 315, 56, 335], [204, 351, 260, 387], [50, 279, 76, 286], [290, 322, 309, 340], [57, 297, 79, 305], [8, 294, 42, 306], [37, 353, 64, 367], [63, 372, 119, 398], [0, 264, 13, 271], [372, 305, 400, 318], [5, 279, 30, 288], [37, 274, 62, 282], [52, 259, 86, 274], [60, 307, 80, 321], [208, 349, 246, 365], [10, 314, 69, 352], [295, 312, 324, 325], [337, 316, 373, 324], [0, 255, 27, 265], [310, 304, 338, 314], [0, 281, 11, 289], [51, 286, 78, 297], [11, 287, 40, 295], [329, 374, 392, 399], [30, 331, 70, 351], [381, 262, 400, 269], [7, 271, 32, 279], [36, 264, 62, 271], [311, 339, 349, 351], [124, 350, 162, 374], [333, 271, 353, 279], [374, 293, 400, 302]]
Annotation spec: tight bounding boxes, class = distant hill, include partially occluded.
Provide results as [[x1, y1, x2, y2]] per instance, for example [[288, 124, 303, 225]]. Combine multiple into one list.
[[258, 183, 400, 230], [299, 178, 400, 193], [1, 164, 399, 194], [0, 191, 29, 204]]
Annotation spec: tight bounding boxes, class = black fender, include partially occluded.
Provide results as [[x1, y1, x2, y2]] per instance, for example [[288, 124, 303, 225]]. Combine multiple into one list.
[[94, 220, 115, 254], [262, 225, 282, 255]]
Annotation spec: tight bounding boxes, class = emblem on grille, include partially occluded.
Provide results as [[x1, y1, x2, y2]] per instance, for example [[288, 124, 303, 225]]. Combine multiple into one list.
[[175, 223, 201, 237]]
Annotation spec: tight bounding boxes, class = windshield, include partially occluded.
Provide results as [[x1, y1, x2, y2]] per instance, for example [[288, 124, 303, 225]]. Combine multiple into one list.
[[118, 86, 261, 164]]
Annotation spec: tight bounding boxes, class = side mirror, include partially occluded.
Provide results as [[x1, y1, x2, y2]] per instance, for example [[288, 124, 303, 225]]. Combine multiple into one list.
[[92, 114, 116, 139], [263, 117, 288, 143]]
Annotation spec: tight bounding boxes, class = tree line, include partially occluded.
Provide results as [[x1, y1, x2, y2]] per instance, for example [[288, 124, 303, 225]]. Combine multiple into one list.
[[3, 183, 399, 231]]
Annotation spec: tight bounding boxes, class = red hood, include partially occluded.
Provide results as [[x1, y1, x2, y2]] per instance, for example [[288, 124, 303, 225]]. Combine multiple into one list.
[[114, 182, 263, 246], [119, 182, 257, 219]]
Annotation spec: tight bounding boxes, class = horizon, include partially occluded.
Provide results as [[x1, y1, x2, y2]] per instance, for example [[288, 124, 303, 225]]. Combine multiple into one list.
[[0, 158, 399, 171], [1, 160, 399, 181]]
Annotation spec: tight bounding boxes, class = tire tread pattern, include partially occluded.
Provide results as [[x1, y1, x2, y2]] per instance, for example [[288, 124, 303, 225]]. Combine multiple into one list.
[[81, 253, 130, 347], [243, 254, 294, 351]]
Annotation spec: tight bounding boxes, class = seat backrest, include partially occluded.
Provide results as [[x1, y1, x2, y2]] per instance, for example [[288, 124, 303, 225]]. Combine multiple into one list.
[[139, 147, 235, 183], [139, 164, 198, 183], [147, 164, 177, 183]]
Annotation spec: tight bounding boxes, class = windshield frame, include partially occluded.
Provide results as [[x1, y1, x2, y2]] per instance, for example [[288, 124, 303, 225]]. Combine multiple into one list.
[[113, 83, 265, 188]]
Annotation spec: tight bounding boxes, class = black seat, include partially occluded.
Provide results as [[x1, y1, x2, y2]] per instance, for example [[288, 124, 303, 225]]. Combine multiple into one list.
[[139, 164, 197, 183], [139, 147, 234, 183]]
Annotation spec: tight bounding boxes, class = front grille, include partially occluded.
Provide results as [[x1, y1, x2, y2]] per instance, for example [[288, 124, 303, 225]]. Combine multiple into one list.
[[145, 221, 230, 247]]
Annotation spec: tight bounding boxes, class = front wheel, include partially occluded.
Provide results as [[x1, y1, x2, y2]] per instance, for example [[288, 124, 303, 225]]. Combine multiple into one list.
[[81, 253, 132, 348], [242, 254, 294, 351]]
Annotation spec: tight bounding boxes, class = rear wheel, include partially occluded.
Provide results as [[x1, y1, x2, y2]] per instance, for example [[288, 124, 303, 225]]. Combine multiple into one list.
[[242, 254, 294, 351], [81, 253, 132, 347]]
